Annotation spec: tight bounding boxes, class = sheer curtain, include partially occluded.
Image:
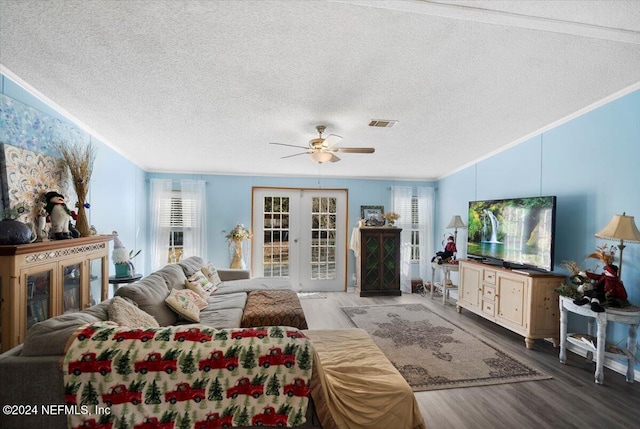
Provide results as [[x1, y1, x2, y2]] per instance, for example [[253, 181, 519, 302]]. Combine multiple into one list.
[[150, 178, 173, 271], [149, 179, 207, 271], [391, 186, 414, 293], [180, 180, 207, 260], [417, 187, 435, 285]]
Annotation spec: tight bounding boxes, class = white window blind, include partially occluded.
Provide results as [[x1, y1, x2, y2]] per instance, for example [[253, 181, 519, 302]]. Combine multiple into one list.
[[160, 192, 197, 228]]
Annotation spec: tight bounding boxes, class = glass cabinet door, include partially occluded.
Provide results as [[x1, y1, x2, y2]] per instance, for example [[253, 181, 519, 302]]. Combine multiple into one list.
[[61, 263, 81, 314], [26, 270, 53, 329], [89, 257, 104, 306]]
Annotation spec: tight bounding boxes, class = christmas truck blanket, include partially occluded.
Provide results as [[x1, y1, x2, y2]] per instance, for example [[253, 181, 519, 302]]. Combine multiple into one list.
[[63, 322, 313, 429]]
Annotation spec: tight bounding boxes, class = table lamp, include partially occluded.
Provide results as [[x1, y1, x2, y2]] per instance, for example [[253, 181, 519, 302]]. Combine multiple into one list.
[[447, 215, 467, 244], [595, 212, 640, 278]]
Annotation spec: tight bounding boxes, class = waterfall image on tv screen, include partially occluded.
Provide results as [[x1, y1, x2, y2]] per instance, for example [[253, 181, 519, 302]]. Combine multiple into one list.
[[467, 196, 556, 271]]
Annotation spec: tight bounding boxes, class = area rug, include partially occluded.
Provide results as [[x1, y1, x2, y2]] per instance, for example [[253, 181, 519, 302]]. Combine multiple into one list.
[[342, 304, 551, 391]]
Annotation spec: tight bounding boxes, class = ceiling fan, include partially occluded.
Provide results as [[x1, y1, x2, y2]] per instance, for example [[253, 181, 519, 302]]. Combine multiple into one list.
[[269, 125, 375, 163]]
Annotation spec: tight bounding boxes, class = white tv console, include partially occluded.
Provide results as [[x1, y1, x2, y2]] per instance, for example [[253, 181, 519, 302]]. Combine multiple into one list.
[[457, 260, 565, 349]]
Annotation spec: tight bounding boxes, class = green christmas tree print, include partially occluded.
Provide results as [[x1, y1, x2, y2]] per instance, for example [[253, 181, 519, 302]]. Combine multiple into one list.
[[116, 411, 129, 429], [266, 373, 281, 396], [79, 381, 99, 406], [298, 344, 311, 370], [291, 406, 305, 426], [270, 326, 284, 338], [180, 350, 196, 374], [214, 330, 229, 341], [235, 406, 250, 426], [155, 328, 171, 342], [208, 377, 223, 401], [115, 349, 132, 376], [144, 379, 162, 405], [177, 410, 192, 429], [283, 343, 298, 355], [241, 344, 256, 369], [92, 327, 115, 342]]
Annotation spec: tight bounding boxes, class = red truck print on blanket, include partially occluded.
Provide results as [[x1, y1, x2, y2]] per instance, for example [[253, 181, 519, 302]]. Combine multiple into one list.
[[259, 347, 296, 368], [226, 377, 264, 399], [174, 327, 212, 343], [198, 350, 239, 372], [251, 406, 288, 426], [194, 412, 234, 429], [135, 352, 178, 374], [68, 352, 113, 376], [164, 382, 206, 404], [102, 383, 143, 406]]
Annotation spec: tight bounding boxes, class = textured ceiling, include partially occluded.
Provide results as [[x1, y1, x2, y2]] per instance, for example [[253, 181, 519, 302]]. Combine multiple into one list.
[[1, 0, 639, 180]]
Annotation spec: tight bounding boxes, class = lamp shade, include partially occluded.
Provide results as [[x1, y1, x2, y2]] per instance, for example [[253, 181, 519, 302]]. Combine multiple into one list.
[[446, 215, 467, 229], [310, 151, 332, 163], [595, 213, 640, 242]]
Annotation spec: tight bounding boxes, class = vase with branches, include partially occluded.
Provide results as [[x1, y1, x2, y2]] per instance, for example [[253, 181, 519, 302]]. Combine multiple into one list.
[[59, 142, 97, 237]]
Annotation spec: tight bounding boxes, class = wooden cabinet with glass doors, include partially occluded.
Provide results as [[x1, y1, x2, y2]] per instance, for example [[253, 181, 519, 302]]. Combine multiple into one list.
[[0, 235, 111, 352]]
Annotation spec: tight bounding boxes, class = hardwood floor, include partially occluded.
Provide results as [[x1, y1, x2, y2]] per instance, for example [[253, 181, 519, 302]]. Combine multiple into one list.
[[300, 292, 640, 429]]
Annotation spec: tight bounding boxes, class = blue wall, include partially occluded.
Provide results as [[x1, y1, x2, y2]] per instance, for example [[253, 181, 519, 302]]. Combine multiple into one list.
[[437, 88, 640, 370], [146, 172, 433, 286]]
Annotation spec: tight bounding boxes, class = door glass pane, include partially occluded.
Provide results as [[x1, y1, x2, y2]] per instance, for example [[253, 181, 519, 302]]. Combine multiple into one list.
[[311, 197, 337, 280], [27, 271, 51, 329], [63, 263, 81, 313], [263, 196, 290, 277], [90, 258, 103, 306]]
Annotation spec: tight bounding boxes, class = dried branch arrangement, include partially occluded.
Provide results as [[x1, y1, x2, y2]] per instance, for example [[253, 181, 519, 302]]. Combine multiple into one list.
[[59, 142, 97, 236]]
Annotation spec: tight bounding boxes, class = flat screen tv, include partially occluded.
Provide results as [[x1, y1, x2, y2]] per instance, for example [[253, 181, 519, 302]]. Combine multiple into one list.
[[467, 196, 557, 272]]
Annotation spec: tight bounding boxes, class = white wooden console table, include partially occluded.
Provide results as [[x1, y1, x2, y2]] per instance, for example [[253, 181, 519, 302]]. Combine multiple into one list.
[[559, 295, 640, 385], [430, 262, 458, 305]]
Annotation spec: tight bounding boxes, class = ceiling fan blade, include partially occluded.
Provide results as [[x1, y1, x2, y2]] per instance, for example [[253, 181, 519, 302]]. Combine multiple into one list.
[[269, 142, 309, 150], [323, 134, 343, 147], [281, 151, 311, 159], [331, 147, 375, 154], [330, 153, 341, 162]]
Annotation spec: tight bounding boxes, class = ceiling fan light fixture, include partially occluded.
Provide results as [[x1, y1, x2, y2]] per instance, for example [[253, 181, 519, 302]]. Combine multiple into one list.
[[310, 151, 333, 163]]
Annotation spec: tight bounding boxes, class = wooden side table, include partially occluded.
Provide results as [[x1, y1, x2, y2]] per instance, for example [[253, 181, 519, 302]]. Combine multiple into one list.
[[108, 273, 143, 295], [559, 295, 640, 384], [430, 262, 459, 305]]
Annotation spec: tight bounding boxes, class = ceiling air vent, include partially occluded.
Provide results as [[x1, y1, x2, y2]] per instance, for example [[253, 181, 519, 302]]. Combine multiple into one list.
[[368, 119, 398, 128]]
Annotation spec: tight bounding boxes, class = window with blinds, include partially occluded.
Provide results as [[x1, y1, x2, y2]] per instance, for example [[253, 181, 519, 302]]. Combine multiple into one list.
[[411, 196, 420, 262], [159, 191, 196, 262]]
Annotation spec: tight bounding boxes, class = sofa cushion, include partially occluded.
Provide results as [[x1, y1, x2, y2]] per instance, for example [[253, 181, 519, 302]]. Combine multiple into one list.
[[155, 264, 188, 290], [196, 307, 244, 329], [165, 289, 201, 322], [21, 300, 111, 356], [178, 256, 205, 277], [107, 296, 160, 327], [114, 273, 177, 326], [205, 292, 247, 310]]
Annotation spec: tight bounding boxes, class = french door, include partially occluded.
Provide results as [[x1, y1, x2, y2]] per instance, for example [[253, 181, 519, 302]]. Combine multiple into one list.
[[251, 188, 348, 292]]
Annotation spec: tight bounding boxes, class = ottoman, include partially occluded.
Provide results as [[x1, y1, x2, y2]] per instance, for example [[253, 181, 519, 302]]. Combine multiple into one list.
[[240, 289, 308, 329]]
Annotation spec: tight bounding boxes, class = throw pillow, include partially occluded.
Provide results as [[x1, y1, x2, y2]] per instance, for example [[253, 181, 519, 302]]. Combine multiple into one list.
[[178, 288, 209, 310], [165, 289, 201, 322], [201, 263, 223, 288], [185, 270, 217, 297], [108, 296, 160, 327]]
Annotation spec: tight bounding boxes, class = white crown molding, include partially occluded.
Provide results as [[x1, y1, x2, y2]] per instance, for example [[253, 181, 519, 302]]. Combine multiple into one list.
[[438, 81, 640, 181], [332, 0, 640, 44]]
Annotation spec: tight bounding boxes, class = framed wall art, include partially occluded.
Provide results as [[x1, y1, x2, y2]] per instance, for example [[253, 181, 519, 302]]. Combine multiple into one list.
[[361, 205, 385, 226]]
